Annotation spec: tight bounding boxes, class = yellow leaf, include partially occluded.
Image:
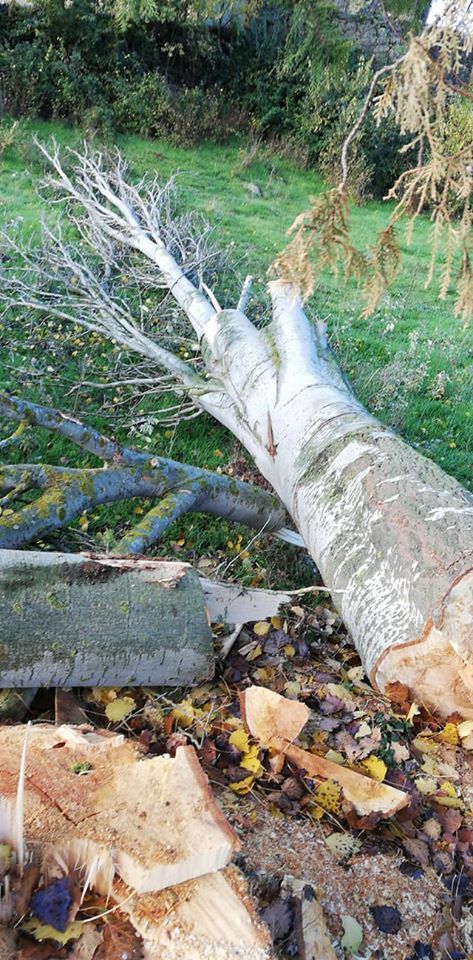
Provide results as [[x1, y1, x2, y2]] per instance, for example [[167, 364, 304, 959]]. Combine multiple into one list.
[[284, 681, 301, 699], [421, 755, 440, 776], [415, 777, 438, 795], [20, 919, 83, 945], [458, 720, 473, 740], [361, 756, 387, 782], [326, 832, 362, 858], [229, 774, 254, 795], [324, 750, 344, 765], [247, 643, 262, 661], [253, 667, 272, 683], [90, 687, 118, 705], [437, 723, 459, 746], [326, 683, 353, 700], [253, 621, 270, 636], [171, 698, 195, 728], [284, 644, 295, 657], [406, 702, 420, 723], [438, 780, 458, 798], [354, 721, 371, 739], [270, 616, 283, 629], [229, 728, 250, 753], [315, 779, 342, 815], [412, 735, 437, 754], [240, 750, 263, 776], [435, 795, 463, 809], [105, 696, 135, 723]]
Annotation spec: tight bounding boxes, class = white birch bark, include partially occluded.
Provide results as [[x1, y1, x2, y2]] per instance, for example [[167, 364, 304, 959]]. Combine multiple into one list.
[[198, 282, 473, 717]]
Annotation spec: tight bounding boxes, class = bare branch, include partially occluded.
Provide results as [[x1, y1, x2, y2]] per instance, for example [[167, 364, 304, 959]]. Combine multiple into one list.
[[237, 275, 253, 314]]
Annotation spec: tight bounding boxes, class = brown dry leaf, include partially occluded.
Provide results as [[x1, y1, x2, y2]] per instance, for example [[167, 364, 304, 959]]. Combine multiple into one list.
[[68, 925, 103, 960], [402, 837, 430, 866], [385, 681, 412, 714], [94, 914, 142, 960], [17, 940, 67, 960]]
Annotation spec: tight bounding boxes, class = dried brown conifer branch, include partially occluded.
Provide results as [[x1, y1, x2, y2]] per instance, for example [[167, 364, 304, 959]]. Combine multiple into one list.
[[275, 1, 473, 320]]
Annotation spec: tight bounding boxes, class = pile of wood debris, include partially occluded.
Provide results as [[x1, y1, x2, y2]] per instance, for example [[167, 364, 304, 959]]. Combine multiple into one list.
[[2, 599, 473, 958]]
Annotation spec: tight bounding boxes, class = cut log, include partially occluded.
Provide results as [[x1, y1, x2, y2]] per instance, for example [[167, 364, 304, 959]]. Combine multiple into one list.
[[241, 686, 409, 819], [0, 550, 213, 687], [0, 725, 239, 894], [114, 867, 272, 960]]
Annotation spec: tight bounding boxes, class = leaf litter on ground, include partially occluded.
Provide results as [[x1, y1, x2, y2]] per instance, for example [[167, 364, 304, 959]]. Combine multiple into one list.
[[2, 597, 473, 958]]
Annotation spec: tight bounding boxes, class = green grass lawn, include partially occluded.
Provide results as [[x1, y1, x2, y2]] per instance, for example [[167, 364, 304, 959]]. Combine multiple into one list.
[[0, 118, 471, 583]]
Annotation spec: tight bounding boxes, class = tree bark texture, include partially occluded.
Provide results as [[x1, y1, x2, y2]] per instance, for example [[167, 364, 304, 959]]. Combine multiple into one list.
[[201, 285, 473, 716], [0, 550, 213, 687]]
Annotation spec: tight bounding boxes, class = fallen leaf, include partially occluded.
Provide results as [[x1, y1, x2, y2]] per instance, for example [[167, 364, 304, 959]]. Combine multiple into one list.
[[325, 832, 362, 859], [253, 622, 270, 637], [406, 703, 420, 723], [402, 837, 430, 866], [437, 723, 459, 746], [340, 914, 363, 953], [370, 905, 402, 934], [415, 777, 438, 795], [361, 756, 387, 782], [391, 742, 410, 763], [94, 914, 142, 960], [457, 720, 473, 739], [385, 681, 412, 713], [105, 697, 135, 723], [261, 899, 293, 940], [19, 919, 83, 946], [228, 728, 250, 753], [354, 722, 371, 740]]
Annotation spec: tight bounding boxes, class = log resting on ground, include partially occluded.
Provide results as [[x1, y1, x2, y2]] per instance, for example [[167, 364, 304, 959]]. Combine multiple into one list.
[[0, 550, 213, 687], [0, 145, 472, 715]]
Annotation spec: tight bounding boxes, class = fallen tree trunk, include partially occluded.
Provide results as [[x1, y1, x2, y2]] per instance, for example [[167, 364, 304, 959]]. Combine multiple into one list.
[[0, 548, 308, 687], [0, 550, 213, 687], [0, 145, 472, 715]]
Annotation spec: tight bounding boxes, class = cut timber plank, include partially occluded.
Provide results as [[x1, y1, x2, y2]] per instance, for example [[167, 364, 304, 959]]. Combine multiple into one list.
[[0, 725, 239, 894], [115, 867, 272, 960], [0, 550, 213, 687], [240, 685, 310, 747], [241, 686, 409, 819]]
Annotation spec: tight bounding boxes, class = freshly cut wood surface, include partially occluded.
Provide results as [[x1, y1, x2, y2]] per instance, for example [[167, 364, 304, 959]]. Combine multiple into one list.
[[240, 685, 309, 747], [114, 867, 272, 960], [241, 686, 409, 818], [279, 742, 409, 818], [0, 725, 239, 894]]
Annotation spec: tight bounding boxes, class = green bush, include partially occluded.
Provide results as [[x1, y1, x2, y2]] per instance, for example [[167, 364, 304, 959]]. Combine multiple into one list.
[[0, 0, 414, 191]]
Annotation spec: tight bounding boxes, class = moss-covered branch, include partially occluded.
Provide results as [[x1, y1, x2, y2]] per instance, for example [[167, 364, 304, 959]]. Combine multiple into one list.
[[0, 394, 289, 550]]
